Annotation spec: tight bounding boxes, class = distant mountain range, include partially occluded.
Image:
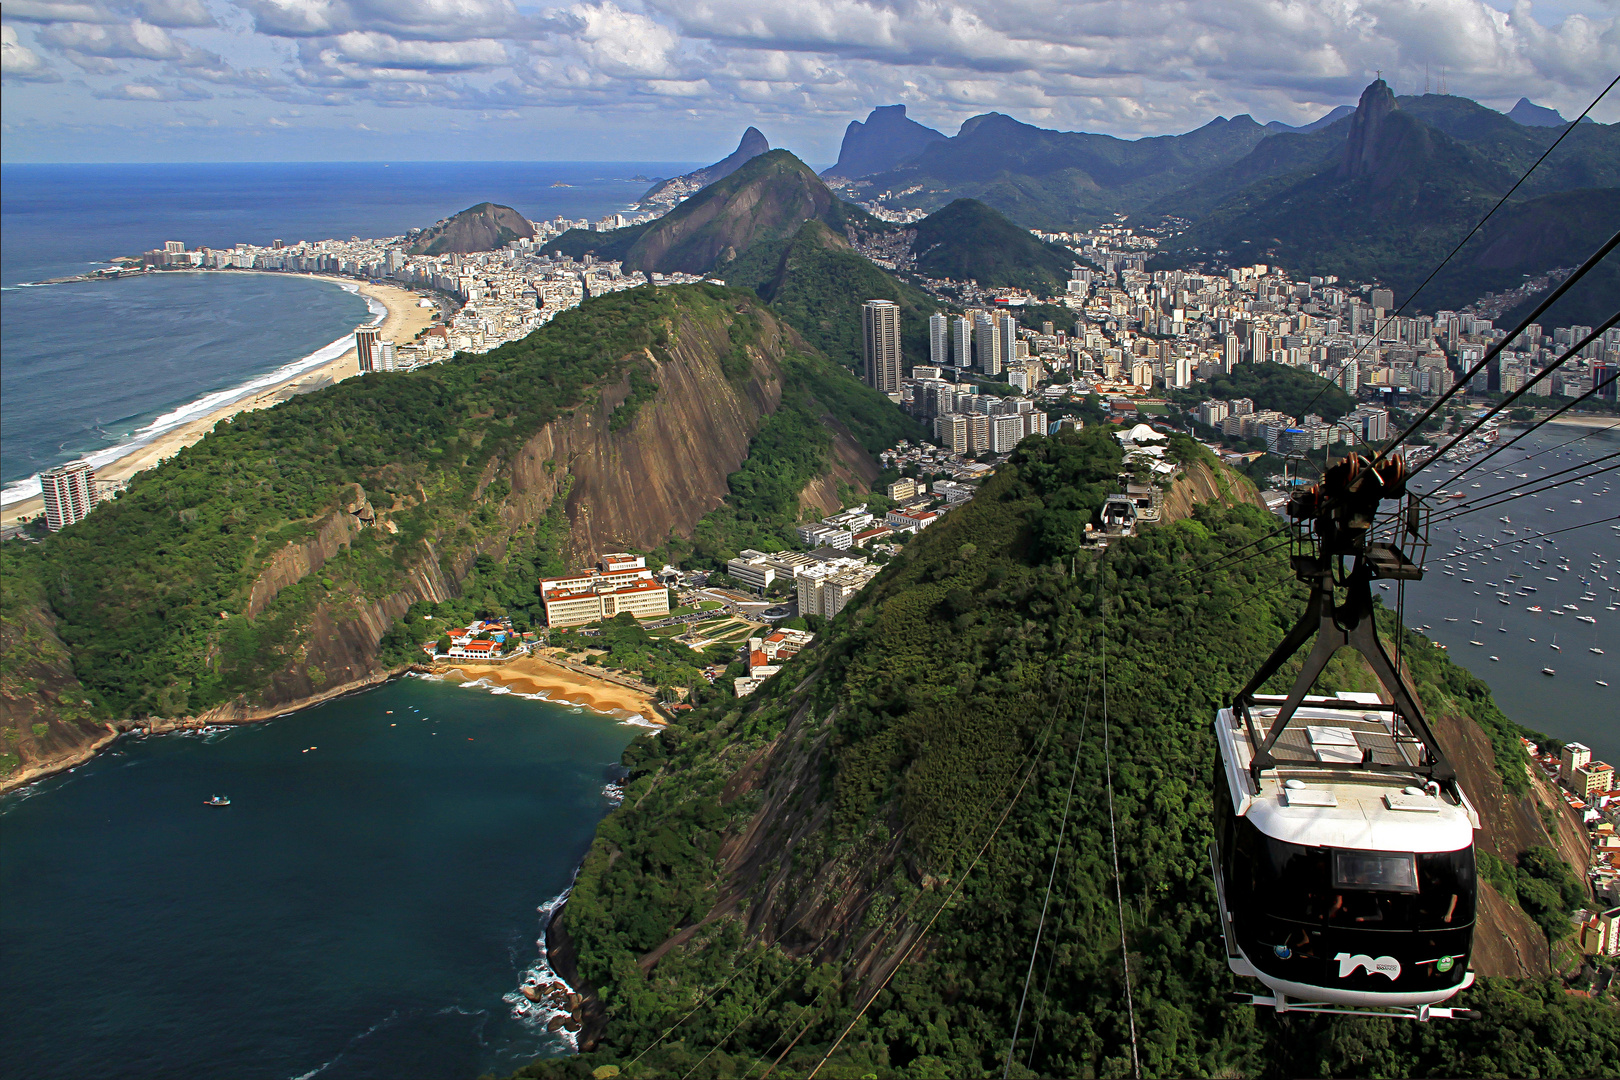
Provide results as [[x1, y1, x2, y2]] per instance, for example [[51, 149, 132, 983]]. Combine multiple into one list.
[[821, 105, 946, 180]]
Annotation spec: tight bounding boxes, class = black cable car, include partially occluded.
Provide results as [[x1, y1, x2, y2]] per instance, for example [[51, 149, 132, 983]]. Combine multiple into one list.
[[1211, 453, 1480, 1020]]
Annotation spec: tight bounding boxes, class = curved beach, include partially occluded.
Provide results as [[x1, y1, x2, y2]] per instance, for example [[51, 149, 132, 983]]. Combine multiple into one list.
[[2, 274, 434, 529]]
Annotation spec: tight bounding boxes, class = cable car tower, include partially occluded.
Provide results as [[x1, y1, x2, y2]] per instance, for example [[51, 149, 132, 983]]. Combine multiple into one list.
[[1211, 452, 1480, 1020]]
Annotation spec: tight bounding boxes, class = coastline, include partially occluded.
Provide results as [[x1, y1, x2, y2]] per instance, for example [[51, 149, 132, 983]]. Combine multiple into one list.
[[1, 272, 435, 529], [436, 655, 662, 720], [1540, 415, 1620, 429]]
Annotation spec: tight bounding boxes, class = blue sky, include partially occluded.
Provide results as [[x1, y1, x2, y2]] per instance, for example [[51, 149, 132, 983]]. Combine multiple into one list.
[[3, 0, 1617, 162]]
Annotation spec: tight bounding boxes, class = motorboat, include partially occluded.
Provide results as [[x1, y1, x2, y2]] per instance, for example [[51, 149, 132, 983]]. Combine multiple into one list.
[[205, 795, 231, 807]]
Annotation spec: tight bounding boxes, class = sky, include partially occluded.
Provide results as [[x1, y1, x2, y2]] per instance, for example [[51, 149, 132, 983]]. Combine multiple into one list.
[[2, 0, 1617, 162]]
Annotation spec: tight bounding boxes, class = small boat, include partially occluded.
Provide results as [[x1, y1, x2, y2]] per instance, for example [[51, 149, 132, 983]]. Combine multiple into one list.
[[205, 795, 231, 807], [1578, 615, 1598, 624], [1592, 648, 1606, 655], [1489, 655, 1500, 661], [1543, 668, 1556, 676], [1600, 680, 1611, 687], [1470, 640, 1485, 646], [1528, 605, 1543, 612], [1445, 617, 1459, 622]]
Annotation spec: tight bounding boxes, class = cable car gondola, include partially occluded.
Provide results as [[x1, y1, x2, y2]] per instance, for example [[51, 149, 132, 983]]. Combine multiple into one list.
[[1211, 452, 1480, 1021]]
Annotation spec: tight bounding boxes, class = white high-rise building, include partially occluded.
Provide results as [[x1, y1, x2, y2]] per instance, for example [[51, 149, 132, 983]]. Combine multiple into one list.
[[996, 313, 1018, 374], [40, 461, 97, 532], [862, 300, 903, 394], [1223, 333, 1240, 373], [928, 313, 950, 369], [950, 315, 973, 368], [378, 340, 398, 371]]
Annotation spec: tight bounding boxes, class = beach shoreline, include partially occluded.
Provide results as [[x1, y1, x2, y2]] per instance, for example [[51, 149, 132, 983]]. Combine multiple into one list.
[[1539, 415, 1620, 429], [2, 272, 435, 528], [436, 655, 663, 721]]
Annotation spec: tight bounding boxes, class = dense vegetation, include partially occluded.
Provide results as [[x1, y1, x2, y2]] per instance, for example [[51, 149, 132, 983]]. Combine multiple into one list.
[[911, 198, 1079, 293], [0, 285, 801, 720], [515, 428, 1613, 1079], [725, 221, 938, 373], [1176, 361, 1356, 421]]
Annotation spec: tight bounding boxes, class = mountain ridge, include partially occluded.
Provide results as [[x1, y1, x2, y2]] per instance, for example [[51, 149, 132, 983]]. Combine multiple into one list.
[[640, 127, 771, 207], [407, 202, 534, 256], [822, 104, 948, 180]]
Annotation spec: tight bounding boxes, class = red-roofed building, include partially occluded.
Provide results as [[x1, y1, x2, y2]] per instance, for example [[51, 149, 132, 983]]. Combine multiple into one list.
[[449, 639, 498, 659]]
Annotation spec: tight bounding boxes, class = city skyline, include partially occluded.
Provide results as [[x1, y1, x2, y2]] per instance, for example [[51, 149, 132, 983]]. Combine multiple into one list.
[[2, 0, 1618, 163]]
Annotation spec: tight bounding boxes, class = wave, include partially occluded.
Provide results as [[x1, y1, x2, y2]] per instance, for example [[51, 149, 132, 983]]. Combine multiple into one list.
[[503, 887, 583, 1052], [0, 280, 386, 508]]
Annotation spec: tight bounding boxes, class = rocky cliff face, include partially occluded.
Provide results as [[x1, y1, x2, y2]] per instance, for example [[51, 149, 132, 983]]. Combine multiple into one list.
[[822, 105, 947, 181]]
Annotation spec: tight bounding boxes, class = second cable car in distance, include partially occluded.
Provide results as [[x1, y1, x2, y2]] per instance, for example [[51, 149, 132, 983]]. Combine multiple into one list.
[[1211, 452, 1480, 1020]]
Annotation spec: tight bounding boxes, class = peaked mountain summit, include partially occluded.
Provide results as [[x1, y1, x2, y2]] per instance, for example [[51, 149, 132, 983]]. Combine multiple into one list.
[[622, 150, 880, 275], [406, 202, 533, 255], [1507, 97, 1590, 127], [640, 127, 770, 206], [821, 104, 947, 180]]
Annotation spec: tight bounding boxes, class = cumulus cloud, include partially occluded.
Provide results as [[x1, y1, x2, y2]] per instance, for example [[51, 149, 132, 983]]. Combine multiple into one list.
[[2, 24, 65, 80], [4, 0, 1617, 142], [134, 0, 218, 28]]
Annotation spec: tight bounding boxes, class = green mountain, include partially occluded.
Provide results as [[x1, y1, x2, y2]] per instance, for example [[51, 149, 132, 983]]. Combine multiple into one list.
[[625, 151, 884, 275], [852, 112, 1277, 229], [725, 220, 939, 373], [0, 285, 916, 786], [515, 430, 1612, 1079], [639, 126, 771, 205], [407, 202, 534, 255], [912, 197, 1080, 292], [1157, 84, 1620, 309]]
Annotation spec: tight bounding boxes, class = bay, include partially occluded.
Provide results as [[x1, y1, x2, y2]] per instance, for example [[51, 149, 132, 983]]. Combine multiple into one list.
[[1402, 422, 1619, 762], [0, 677, 637, 1080], [0, 161, 699, 492]]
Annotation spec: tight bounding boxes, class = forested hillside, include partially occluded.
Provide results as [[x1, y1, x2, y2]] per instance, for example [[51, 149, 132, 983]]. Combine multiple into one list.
[[519, 429, 1618, 1079], [0, 285, 913, 786]]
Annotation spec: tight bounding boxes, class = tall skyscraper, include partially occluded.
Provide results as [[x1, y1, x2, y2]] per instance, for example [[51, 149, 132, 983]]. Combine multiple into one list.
[[1223, 333, 1240, 372], [950, 316, 973, 368], [40, 461, 97, 532], [862, 300, 903, 394], [928, 313, 949, 369], [996, 313, 1018, 373], [378, 340, 398, 371], [974, 313, 1002, 377], [355, 326, 381, 373]]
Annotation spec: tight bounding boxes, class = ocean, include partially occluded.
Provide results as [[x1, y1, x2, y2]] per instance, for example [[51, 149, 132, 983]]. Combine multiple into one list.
[[0, 677, 639, 1080], [0, 161, 700, 498], [1402, 422, 1619, 762]]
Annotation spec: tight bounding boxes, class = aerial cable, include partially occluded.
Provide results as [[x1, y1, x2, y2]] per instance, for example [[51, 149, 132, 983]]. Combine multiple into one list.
[[1005, 661, 1098, 1078], [1299, 73, 1620, 419], [799, 676, 1076, 1079], [1380, 228, 1620, 475], [1440, 366, 1620, 490], [1099, 593, 1141, 1080], [1416, 313, 1619, 484], [1431, 452, 1619, 519], [1433, 460, 1620, 525], [1174, 526, 1291, 580]]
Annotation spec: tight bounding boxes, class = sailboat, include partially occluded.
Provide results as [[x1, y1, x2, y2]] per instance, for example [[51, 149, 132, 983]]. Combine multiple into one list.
[[1550, 635, 1560, 652], [1471, 607, 1483, 625]]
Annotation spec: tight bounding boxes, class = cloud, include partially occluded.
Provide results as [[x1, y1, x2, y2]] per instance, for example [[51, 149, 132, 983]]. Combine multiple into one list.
[[0, 1, 118, 23], [91, 74, 212, 97], [134, 0, 218, 28], [2, 24, 65, 80], [233, 0, 538, 40], [37, 18, 191, 60], [325, 30, 508, 70]]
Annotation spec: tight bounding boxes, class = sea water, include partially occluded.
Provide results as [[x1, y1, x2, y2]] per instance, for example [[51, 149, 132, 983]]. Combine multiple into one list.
[[0, 161, 699, 496], [1401, 422, 1619, 761], [0, 677, 638, 1080]]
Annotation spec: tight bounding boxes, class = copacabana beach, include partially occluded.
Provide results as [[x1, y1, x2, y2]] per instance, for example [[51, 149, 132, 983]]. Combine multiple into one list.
[[1, 273, 433, 528]]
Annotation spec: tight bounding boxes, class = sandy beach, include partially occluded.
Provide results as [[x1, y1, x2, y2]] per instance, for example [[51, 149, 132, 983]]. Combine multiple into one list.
[[437, 655, 663, 720], [1542, 415, 1620, 429], [2, 273, 436, 529]]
